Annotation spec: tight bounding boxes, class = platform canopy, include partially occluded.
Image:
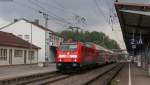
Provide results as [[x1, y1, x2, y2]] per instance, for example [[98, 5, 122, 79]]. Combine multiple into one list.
[[115, 2, 150, 55]]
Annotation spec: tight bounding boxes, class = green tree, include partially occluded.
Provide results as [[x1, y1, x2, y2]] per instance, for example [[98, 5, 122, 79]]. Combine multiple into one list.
[[57, 29, 120, 49]]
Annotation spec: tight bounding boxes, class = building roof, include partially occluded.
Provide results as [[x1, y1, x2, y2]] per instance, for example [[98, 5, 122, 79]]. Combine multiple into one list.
[[115, 2, 150, 7], [0, 31, 40, 49], [115, 2, 150, 55], [0, 18, 56, 35], [24, 19, 56, 34]]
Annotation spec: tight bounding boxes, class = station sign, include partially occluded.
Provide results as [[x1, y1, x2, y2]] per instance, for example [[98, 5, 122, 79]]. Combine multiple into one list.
[[130, 38, 135, 45], [132, 44, 136, 49]]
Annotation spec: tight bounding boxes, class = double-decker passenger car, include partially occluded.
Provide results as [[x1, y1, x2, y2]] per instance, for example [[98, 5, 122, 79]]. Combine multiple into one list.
[[56, 42, 116, 72]]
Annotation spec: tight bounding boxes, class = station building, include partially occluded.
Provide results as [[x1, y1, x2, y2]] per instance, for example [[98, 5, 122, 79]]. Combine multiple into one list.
[[0, 18, 64, 63], [0, 31, 40, 65]]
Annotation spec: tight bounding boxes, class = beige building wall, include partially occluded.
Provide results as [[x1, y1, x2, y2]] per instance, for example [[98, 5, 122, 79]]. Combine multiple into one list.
[[0, 46, 38, 66], [1, 19, 64, 63]]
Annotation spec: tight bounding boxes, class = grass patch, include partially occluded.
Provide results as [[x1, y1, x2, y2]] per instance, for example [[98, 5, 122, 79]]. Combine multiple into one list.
[[111, 79, 117, 85]]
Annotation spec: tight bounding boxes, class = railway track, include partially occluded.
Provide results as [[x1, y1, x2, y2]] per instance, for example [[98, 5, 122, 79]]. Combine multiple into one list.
[[22, 64, 109, 85], [18, 64, 114, 85], [0, 63, 123, 85], [25, 74, 73, 85], [84, 63, 124, 85], [39, 63, 123, 85]]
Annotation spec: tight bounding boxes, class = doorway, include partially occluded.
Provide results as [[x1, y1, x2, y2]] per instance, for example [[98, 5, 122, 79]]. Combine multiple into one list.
[[50, 46, 57, 63]]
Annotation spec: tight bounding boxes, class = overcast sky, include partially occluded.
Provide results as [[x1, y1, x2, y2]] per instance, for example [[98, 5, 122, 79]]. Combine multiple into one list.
[[0, 0, 149, 49]]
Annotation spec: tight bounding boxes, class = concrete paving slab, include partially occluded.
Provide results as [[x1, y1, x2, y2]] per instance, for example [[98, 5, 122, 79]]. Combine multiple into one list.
[[0, 64, 56, 80], [114, 63, 128, 85], [114, 63, 150, 85], [131, 64, 150, 85]]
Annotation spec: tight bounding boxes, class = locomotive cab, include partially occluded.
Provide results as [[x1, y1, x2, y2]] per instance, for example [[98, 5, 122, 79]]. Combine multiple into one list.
[[56, 42, 81, 72]]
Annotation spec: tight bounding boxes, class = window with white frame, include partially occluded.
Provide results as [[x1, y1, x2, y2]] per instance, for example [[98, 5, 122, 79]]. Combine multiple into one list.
[[28, 51, 35, 60], [52, 35, 54, 42], [49, 33, 52, 41], [24, 35, 30, 42], [0, 48, 7, 61], [14, 50, 23, 57]]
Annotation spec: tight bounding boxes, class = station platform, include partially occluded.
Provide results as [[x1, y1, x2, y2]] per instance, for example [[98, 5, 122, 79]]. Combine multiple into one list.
[[114, 62, 150, 85], [0, 63, 56, 80]]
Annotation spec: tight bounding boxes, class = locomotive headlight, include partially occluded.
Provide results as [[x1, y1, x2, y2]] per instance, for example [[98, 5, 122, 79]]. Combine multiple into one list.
[[58, 55, 66, 58], [70, 55, 77, 58]]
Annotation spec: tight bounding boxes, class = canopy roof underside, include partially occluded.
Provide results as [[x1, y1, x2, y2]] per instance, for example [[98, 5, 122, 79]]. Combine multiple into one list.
[[115, 2, 150, 54]]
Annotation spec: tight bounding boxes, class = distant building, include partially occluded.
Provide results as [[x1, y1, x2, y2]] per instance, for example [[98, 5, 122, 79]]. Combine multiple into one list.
[[0, 31, 40, 65], [0, 18, 64, 63]]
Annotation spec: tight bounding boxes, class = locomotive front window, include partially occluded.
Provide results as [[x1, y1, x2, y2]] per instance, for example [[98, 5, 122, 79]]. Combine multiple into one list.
[[60, 44, 77, 51]]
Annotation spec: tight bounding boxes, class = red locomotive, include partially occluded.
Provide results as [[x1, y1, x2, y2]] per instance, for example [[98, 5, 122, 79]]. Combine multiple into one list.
[[56, 42, 116, 72]]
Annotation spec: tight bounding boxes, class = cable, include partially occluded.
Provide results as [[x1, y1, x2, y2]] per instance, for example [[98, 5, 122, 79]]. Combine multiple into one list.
[[104, 0, 119, 30], [14, 0, 40, 14], [94, 0, 118, 32], [33, 0, 77, 25], [35, 0, 88, 28], [13, 0, 68, 27], [93, 0, 109, 24], [37, 0, 79, 16], [50, 0, 88, 28], [28, 0, 73, 25]]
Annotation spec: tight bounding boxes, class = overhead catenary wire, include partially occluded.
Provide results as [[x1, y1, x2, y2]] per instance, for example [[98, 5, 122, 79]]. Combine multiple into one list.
[[52, 0, 66, 10], [93, 0, 116, 31], [28, 0, 73, 26], [93, 0, 109, 24], [14, 0, 116, 32], [13, 0, 69, 27], [36, 0, 79, 17], [32, 0, 75, 25], [103, 0, 124, 47], [52, 0, 87, 26], [104, 0, 120, 30], [93, 0, 113, 32], [14, 0, 72, 26], [92, 0, 124, 48], [35, 0, 88, 29]]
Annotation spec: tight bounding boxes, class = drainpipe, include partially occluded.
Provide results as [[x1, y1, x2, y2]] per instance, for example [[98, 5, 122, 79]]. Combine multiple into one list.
[[30, 23, 33, 64]]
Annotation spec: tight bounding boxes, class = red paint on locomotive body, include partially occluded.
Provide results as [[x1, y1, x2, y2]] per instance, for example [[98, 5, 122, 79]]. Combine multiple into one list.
[[56, 42, 80, 63], [56, 42, 116, 72]]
